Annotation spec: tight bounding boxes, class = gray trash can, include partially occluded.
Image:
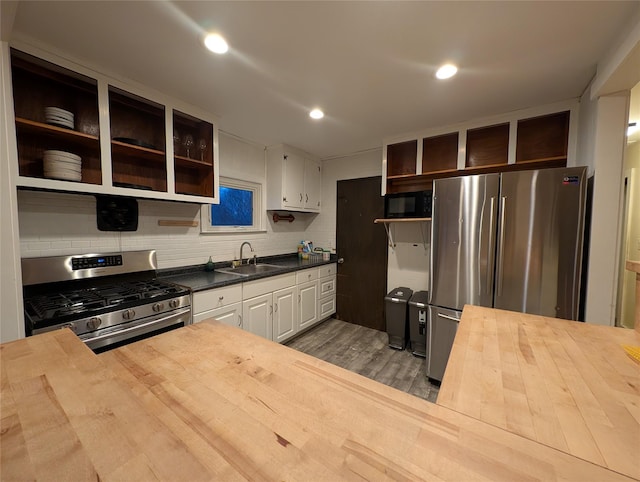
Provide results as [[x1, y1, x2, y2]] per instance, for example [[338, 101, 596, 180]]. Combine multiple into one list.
[[384, 287, 413, 350], [408, 291, 429, 357]]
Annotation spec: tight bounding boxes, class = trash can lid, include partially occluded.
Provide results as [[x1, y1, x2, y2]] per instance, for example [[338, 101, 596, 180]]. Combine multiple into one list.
[[409, 290, 429, 307], [385, 287, 413, 302]]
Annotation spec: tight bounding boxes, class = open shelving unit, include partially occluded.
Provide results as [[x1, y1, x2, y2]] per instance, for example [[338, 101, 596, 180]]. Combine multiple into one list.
[[10, 45, 220, 203], [374, 217, 431, 249], [11, 49, 102, 186], [383, 105, 574, 195], [173, 110, 214, 198]]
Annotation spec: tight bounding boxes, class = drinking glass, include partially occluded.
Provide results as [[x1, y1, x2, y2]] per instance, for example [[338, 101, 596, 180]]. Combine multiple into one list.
[[173, 130, 180, 156], [183, 134, 194, 158], [198, 139, 207, 162]]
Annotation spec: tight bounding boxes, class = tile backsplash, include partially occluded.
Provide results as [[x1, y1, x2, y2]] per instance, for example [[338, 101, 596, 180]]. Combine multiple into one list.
[[17, 190, 314, 269]]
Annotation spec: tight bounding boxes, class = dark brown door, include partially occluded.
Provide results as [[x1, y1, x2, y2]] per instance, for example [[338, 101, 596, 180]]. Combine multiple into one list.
[[336, 176, 388, 331]]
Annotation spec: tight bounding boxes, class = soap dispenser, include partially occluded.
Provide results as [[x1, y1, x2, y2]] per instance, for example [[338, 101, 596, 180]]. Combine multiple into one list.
[[205, 256, 215, 272]]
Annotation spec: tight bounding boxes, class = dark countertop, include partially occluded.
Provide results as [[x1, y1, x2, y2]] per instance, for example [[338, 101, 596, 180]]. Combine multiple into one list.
[[158, 253, 337, 292]]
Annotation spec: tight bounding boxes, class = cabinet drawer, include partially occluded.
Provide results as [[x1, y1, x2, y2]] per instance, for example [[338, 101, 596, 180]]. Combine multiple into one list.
[[318, 264, 336, 278], [193, 284, 242, 314], [319, 296, 336, 319], [319, 276, 336, 297], [193, 302, 242, 328], [243, 273, 296, 299], [296, 268, 318, 284]]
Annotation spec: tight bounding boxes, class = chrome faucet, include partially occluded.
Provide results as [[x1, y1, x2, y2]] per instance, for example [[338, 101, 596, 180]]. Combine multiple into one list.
[[239, 241, 254, 265]]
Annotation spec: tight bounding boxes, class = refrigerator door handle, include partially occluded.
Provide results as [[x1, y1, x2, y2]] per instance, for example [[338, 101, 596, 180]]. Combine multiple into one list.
[[497, 196, 507, 296], [487, 196, 496, 290], [437, 312, 460, 322]]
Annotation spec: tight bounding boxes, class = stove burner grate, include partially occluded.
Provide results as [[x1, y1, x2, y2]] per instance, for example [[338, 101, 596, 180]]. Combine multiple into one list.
[[24, 279, 188, 325]]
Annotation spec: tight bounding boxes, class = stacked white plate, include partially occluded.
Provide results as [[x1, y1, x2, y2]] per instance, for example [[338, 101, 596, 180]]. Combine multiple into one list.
[[45, 107, 74, 129], [43, 150, 82, 182]]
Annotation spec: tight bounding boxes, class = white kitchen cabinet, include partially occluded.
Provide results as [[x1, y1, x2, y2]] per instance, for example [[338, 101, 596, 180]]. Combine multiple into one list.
[[283, 152, 305, 209], [298, 280, 319, 331], [273, 286, 298, 343], [192, 284, 242, 327], [9, 44, 220, 204], [193, 284, 242, 313], [318, 263, 337, 320], [266, 144, 321, 213], [242, 293, 273, 340], [304, 158, 321, 211], [193, 302, 242, 328], [242, 273, 296, 342]]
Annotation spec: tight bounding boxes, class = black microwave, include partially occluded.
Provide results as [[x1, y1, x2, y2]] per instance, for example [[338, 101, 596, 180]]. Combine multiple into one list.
[[384, 190, 432, 219]]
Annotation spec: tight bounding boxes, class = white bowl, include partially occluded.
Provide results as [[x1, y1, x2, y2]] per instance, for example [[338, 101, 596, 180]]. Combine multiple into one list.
[[45, 107, 74, 118], [43, 150, 81, 162], [43, 170, 81, 181], [44, 160, 81, 173], [45, 118, 74, 129], [43, 156, 81, 165]]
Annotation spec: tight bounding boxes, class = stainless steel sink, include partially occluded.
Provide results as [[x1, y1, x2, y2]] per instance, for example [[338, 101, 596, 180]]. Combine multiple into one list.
[[215, 263, 282, 277]]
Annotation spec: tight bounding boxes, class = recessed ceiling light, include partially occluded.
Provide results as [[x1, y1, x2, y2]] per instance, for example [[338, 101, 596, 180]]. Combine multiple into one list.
[[309, 109, 324, 120], [204, 33, 228, 54], [436, 64, 458, 80]]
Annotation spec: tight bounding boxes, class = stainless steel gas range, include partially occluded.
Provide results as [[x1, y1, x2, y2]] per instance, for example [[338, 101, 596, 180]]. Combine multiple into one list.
[[21, 250, 191, 353]]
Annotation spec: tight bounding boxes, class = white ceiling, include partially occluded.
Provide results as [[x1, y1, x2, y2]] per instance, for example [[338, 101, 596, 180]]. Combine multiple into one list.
[[8, 1, 639, 159]]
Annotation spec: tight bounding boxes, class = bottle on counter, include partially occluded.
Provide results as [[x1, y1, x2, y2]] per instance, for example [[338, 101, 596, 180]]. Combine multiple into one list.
[[205, 256, 215, 272]]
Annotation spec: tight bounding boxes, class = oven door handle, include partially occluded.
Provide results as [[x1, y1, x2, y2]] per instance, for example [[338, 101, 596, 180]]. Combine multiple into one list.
[[80, 308, 191, 344]]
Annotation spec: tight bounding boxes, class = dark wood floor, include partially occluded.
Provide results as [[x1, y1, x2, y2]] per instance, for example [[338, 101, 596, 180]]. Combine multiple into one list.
[[286, 318, 440, 403]]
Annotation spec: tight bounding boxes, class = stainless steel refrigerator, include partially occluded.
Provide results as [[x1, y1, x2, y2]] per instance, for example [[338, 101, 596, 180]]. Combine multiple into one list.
[[427, 167, 587, 381]]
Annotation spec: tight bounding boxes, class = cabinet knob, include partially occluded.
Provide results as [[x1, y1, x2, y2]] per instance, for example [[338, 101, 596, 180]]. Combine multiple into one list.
[[283, 196, 287, 202], [219, 296, 224, 300]]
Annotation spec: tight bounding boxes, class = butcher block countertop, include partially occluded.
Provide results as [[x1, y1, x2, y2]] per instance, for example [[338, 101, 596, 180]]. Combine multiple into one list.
[[438, 305, 640, 480], [2, 323, 635, 481]]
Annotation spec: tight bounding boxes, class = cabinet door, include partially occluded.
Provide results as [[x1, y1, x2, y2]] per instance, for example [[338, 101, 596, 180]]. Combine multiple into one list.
[[273, 286, 297, 343], [242, 294, 272, 340], [193, 302, 242, 328], [304, 159, 321, 212], [298, 281, 318, 330], [318, 296, 336, 319], [283, 152, 305, 209]]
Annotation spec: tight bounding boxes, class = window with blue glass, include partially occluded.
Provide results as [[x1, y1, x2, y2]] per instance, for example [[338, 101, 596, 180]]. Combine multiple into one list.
[[211, 186, 253, 226], [201, 177, 263, 233]]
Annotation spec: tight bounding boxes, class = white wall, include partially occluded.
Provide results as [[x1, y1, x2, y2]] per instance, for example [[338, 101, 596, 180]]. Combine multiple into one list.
[[576, 82, 597, 176], [386, 223, 430, 293], [584, 93, 630, 325], [0, 42, 24, 342], [619, 142, 640, 328], [305, 148, 382, 251], [17, 132, 313, 269]]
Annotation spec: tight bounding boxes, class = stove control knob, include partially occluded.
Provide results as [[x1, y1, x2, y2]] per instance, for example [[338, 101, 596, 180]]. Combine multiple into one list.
[[152, 302, 165, 312], [122, 309, 136, 320], [86, 317, 102, 330], [169, 299, 179, 309]]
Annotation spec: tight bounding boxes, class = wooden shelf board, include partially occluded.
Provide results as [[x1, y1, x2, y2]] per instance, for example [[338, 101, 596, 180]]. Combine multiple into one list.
[[174, 155, 213, 168], [516, 156, 567, 164], [387, 174, 417, 180], [463, 161, 508, 170], [111, 140, 165, 162], [422, 168, 458, 176], [387, 158, 567, 194], [16, 117, 99, 146], [374, 217, 431, 223]]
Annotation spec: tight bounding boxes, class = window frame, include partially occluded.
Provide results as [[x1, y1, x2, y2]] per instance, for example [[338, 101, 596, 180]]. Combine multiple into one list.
[[200, 177, 264, 233]]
